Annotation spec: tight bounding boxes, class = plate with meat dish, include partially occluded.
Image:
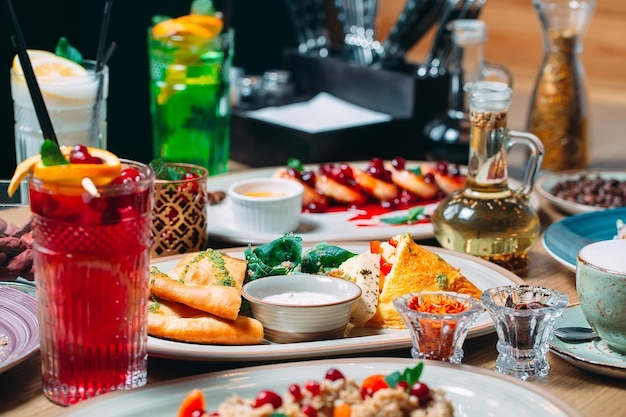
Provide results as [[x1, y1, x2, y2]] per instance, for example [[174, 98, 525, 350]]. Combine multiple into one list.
[[146, 239, 525, 362], [535, 169, 626, 215], [207, 159, 540, 244], [52, 358, 582, 417]]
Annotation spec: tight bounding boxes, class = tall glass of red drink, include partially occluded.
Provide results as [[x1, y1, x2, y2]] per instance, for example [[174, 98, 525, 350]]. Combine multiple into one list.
[[29, 160, 154, 406]]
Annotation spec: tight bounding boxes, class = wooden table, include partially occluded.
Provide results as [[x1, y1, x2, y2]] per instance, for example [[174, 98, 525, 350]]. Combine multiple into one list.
[[2, 92, 626, 417]]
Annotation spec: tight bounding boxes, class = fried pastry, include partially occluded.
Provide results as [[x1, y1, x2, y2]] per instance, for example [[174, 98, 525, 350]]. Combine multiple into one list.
[[367, 233, 482, 328], [150, 269, 243, 321], [168, 249, 247, 288], [148, 298, 264, 345]]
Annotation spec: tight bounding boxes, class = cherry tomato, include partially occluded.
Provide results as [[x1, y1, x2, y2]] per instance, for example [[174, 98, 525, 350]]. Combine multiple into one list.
[[410, 382, 431, 403], [254, 390, 282, 409], [288, 383, 303, 401], [302, 405, 317, 417], [304, 380, 321, 395], [324, 368, 345, 381]]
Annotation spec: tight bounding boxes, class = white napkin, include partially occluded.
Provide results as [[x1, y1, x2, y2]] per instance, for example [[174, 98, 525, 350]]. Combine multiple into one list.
[[244, 92, 392, 134]]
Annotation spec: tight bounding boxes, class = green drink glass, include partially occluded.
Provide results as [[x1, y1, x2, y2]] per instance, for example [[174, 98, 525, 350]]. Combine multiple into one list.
[[148, 28, 233, 175]]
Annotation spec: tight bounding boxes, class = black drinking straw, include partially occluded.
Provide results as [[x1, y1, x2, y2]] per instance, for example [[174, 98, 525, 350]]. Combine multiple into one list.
[[5, 0, 58, 144], [90, 0, 114, 146], [95, 0, 114, 73]]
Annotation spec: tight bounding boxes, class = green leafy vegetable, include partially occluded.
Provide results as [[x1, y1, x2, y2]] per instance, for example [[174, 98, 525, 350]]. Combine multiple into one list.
[[55, 37, 82, 64], [301, 243, 357, 274], [384, 362, 424, 388], [286, 158, 304, 172], [244, 234, 358, 280], [150, 158, 185, 180], [380, 206, 425, 225], [245, 233, 304, 280], [191, 0, 215, 15], [40, 139, 69, 166]]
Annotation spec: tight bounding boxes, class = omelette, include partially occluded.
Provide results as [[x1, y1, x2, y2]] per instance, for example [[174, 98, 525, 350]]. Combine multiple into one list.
[[365, 233, 482, 328]]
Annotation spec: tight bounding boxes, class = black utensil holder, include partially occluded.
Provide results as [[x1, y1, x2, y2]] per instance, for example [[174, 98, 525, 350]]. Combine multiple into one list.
[[230, 50, 449, 167]]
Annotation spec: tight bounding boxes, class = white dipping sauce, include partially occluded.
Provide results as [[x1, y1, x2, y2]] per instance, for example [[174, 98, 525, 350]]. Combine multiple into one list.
[[263, 291, 340, 305]]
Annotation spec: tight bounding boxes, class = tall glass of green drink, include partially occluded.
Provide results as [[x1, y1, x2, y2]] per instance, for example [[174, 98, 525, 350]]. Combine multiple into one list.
[[148, 12, 233, 176]]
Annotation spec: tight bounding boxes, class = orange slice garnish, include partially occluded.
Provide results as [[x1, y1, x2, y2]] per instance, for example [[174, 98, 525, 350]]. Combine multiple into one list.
[[7, 147, 121, 197], [152, 15, 223, 39]]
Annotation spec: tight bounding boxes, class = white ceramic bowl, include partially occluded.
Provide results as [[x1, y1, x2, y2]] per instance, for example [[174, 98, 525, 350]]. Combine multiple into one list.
[[228, 178, 304, 234], [241, 274, 362, 343]]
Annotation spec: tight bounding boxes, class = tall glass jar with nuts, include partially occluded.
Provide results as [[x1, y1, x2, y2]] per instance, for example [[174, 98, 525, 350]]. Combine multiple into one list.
[[432, 81, 544, 272], [527, 0, 596, 171]]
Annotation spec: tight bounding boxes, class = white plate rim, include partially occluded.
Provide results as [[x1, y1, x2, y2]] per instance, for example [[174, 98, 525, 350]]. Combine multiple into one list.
[[147, 244, 525, 361], [0, 286, 39, 374], [536, 169, 626, 215], [207, 161, 540, 244], [52, 357, 583, 417]]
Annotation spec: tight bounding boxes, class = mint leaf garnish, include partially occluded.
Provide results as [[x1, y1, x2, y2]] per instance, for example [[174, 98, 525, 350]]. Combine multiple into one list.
[[55, 37, 82, 64], [40, 139, 69, 166], [152, 15, 172, 25], [384, 363, 424, 388], [150, 159, 184, 180], [380, 206, 425, 225], [191, 0, 215, 15], [287, 158, 304, 172]]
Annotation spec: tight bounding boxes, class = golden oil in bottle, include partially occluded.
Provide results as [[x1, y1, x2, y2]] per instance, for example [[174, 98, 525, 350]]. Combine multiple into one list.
[[432, 81, 544, 272]]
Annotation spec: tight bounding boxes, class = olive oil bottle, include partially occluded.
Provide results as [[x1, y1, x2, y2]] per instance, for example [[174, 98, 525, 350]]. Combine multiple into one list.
[[431, 81, 544, 272]]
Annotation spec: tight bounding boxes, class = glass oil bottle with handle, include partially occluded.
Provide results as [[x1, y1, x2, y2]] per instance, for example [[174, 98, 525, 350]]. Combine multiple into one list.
[[431, 81, 544, 272], [527, 0, 596, 171], [424, 19, 513, 164]]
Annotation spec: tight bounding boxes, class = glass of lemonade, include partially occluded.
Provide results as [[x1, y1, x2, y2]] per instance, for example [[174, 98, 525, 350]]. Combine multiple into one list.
[[29, 158, 154, 405], [148, 20, 233, 176], [11, 54, 108, 163]]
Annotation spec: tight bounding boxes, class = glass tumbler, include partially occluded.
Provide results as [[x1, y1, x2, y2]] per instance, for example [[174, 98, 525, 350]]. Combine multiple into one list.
[[151, 163, 209, 258], [481, 285, 568, 380], [148, 28, 233, 175], [394, 291, 483, 364], [30, 160, 154, 405]]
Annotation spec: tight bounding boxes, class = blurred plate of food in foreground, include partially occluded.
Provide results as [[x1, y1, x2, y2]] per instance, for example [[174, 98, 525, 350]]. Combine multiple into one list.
[[52, 358, 582, 417]]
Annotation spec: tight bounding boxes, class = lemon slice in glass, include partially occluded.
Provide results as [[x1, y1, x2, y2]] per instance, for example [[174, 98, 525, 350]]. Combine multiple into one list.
[[7, 146, 121, 197], [11, 49, 58, 74]]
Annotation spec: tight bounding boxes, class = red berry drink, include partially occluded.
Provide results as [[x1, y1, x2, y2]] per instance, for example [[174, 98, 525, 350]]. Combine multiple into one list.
[[29, 160, 154, 405]]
